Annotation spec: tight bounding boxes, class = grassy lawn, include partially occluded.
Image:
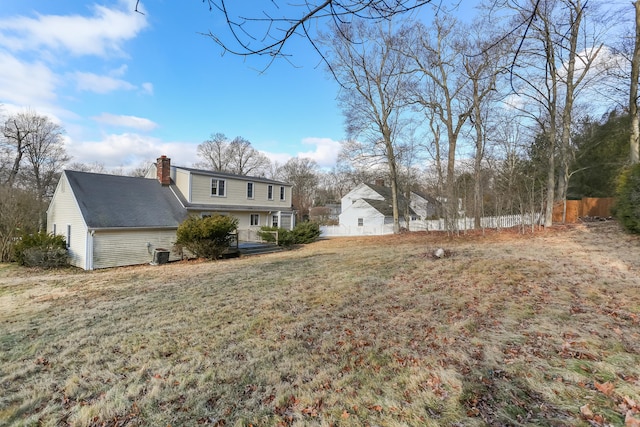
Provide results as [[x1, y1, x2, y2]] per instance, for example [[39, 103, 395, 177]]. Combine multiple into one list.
[[1, 222, 640, 426]]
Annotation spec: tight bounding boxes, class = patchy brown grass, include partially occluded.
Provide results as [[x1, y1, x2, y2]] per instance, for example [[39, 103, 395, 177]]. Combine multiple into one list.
[[1, 222, 640, 426]]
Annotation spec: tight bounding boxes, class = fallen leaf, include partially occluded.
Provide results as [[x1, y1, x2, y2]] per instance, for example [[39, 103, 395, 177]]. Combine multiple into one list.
[[341, 410, 350, 419], [626, 411, 640, 427], [580, 403, 594, 419], [594, 380, 615, 396]]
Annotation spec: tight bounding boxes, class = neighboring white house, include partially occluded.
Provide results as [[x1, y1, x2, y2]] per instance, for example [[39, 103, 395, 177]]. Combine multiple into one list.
[[339, 183, 441, 229], [47, 156, 294, 270]]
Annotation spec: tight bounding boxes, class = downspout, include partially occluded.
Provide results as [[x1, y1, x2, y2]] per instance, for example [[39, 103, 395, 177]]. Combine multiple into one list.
[[86, 230, 95, 270]]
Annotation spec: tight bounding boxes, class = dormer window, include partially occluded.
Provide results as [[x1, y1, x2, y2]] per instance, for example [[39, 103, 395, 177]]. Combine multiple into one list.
[[211, 179, 226, 197]]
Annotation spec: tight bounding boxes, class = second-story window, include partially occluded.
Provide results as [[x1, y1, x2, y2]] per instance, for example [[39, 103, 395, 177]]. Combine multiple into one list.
[[267, 185, 273, 200], [211, 179, 226, 197], [247, 182, 254, 199], [279, 186, 285, 201]]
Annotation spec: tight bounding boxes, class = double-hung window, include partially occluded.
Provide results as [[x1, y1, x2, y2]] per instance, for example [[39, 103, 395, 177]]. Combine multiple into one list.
[[211, 179, 226, 197], [247, 182, 254, 199], [267, 185, 274, 200], [279, 186, 285, 201]]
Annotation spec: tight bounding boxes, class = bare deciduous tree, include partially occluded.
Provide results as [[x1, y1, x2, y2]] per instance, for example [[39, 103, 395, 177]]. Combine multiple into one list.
[[323, 19, 414, 233], [405, 16, 473, 230], [510, 0, 605, 225], [1, 111, 69, 229], [196, 133, 271, 176], [0, 187, 41, 262], [631, 1, 640, 163], [278, 157, 319, 221]]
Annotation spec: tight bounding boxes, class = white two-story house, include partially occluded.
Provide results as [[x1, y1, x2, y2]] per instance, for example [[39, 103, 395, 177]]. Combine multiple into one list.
[[46, 156, 294, 270]]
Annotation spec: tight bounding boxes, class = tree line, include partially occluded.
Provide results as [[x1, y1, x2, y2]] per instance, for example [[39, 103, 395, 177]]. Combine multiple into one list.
[[196, 0, 640, 233]]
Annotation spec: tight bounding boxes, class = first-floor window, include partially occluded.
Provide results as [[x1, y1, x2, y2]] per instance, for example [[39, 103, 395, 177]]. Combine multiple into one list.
[[357, 218, 364, 227], [66, 224, 71, 248], [272, 214, 279, 227], [250, 213, 260, 226], [211, 179, 226, 197]]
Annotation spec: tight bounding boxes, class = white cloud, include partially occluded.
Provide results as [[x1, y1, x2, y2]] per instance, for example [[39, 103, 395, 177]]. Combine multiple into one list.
[[141, 82, 154, 95], [66, 133, 199, 170], [73, 71, 136, 93], [0, 4, 148, 58], [0, 51, 58, 106], [92, 113, 158, 131], [296, 137, 342, 168]]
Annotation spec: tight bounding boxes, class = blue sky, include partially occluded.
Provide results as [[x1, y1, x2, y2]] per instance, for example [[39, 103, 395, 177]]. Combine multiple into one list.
[[0, 0, 346, 170]]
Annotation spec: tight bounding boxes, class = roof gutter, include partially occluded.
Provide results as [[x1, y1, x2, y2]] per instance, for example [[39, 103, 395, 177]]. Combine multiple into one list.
[[87, 226, 179, 232]]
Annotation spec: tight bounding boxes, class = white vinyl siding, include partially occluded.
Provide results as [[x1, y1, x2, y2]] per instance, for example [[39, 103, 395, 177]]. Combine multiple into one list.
[[189, 172, 291, 209], [174, 168, 191, 202], [47, 173, 89, 269], [339, 199, 386, 229], [92, 229, 179, 269]]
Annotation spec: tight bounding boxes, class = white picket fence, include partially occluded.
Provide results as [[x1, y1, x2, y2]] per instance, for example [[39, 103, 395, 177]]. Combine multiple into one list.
[[320, 213, 542, 237]]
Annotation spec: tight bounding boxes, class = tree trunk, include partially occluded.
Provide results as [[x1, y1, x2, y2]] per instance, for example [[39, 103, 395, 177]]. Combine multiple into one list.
[[631, 1, 640, 164]]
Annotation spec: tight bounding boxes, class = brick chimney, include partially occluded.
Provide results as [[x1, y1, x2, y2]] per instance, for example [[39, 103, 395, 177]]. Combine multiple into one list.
[[157, 155, 171, 185]]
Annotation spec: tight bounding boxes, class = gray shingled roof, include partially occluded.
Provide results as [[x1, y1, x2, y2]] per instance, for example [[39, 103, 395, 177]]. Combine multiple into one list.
[[65, 170, 187, 229], [362, 183, 417, 217], [363, 198, 417, 217]]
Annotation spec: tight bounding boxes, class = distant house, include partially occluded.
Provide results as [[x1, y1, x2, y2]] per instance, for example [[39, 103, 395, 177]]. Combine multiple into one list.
[[339, 183, 440, 230], [309, 204, 341, 224], [47, 156, 294, 270]]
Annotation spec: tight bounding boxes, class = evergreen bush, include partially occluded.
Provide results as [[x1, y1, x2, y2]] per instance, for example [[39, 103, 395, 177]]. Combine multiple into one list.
[[13, 232, 68, 268], [175, 215, 239, 259], [613, 164, 640, 233], [291, 221, 321, 244], [259, 221, 320, 246]]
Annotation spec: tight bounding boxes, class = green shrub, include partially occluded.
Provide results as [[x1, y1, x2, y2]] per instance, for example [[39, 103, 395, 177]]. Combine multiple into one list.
[[291, 221, 321, 244], [614, 164, 640, 233], [258, 226, 293, 246], [175, 215, 239, 259], [13, 231, 68, 267], [259, 221, 321, 247]]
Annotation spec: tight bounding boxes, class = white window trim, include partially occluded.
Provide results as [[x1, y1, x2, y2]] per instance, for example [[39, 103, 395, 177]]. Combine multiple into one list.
[[250, 213, 260, 226], [211, 178, 226, 197], [247, 182, 254, 199]]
